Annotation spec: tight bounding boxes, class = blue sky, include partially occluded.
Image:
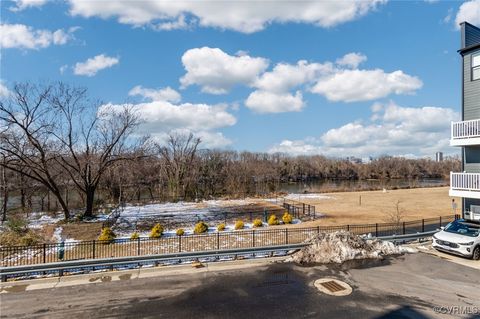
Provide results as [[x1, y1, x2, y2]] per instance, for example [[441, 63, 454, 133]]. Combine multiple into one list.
[[1, 0, 480, 158]]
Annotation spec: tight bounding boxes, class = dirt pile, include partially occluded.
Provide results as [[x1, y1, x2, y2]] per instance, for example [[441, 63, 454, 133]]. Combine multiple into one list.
[[290, 231, 407, 264]]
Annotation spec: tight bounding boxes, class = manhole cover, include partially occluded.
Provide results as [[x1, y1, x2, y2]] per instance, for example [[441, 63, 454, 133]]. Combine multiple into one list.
[[314, 278, 352, 296]]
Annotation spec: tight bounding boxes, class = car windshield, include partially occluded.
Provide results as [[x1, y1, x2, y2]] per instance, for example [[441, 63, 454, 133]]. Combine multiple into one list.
[[444, 221, 480, 237]]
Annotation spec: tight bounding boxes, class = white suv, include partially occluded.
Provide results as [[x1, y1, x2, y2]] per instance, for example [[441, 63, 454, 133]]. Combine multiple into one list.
[[432, 219, 480, 260]]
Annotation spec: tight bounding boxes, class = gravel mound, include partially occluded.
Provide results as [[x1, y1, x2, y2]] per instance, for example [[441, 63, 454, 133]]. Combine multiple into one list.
[[290, 231, 407, 264]]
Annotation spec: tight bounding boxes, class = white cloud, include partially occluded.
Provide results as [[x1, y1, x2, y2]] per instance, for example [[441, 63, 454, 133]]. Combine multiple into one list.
[[129, 86, 181, 103], [253, 60, 331, 93], [180, 47, 269, 94], [311, 69, 423, 102], [179, 48, 422, 111], [153, 15, 189, 31], [268, 102, 459, 157], [455, 0, 480, 28], [59, 64, 69, 75], [0, 24, 77, 50], [68, 0, 386, 33], [103, 100, 236, 148], [268, 139, 322, 156], [336, 52, 367, 69], [0, 82, 11, 98], [244, 60, 332, 113], [73, 54, 119, 77], [443, 8, 453, 24], [245, 90, 304, 113], [10, 0, 47, 12]]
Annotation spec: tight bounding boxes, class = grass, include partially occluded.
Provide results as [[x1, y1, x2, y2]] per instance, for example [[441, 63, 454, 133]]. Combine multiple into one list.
[[292, 187, 460, 227]]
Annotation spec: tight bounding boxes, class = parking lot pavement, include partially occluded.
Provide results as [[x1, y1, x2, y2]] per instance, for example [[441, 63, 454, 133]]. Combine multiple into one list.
[[1, 253, 479, 319], [412, 240, 480, 270]]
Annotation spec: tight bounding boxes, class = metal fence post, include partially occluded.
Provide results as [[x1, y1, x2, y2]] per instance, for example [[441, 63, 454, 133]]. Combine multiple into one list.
[[422, 219, 425, 232], [43, 243, 46, 263], [217, 232, 220, 250], [317, 226, 320, 234], [178, 236, 181, 253], [252, 230, 255, 248], [137, 237, 141, 256], [92, 240, 96, 259], [285, 228, 288, 244], [439, 216, 442, 227], [402, 222, 405, 235], [375, 224, 378, 237]]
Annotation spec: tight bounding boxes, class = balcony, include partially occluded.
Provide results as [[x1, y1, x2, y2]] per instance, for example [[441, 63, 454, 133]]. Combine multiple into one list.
[[451, 119, 480, 146], [450, 172, 480, 199]]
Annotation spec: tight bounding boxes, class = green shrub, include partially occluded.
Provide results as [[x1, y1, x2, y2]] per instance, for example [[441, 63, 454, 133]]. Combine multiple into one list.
[[130, 232, 140, 240], [253, 218, 263, 228], [282, 212, 293, 224], [268, 214, 279, 226], [98, 227, 116, 244], [194, 221, 209, 234], [149, 223, 164, 238], [176, 228, 185, 236], [234, 220, 244, 230], [217, 223, 226, 232]]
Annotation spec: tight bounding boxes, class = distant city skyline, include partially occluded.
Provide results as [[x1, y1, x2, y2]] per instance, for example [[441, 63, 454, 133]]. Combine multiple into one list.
[[2, 0, 480, 158]]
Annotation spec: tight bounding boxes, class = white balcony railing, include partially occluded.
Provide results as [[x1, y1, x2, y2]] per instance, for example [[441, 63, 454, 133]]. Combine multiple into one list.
[[451, 119, 480, 140], [450, 172, 480, 192]]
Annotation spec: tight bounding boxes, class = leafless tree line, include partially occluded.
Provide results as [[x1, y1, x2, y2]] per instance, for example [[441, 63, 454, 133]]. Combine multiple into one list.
[[0, 82, 460, 222]]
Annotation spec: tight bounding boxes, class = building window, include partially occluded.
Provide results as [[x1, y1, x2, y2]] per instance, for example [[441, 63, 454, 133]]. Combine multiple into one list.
[[473, 52, 480, 81]]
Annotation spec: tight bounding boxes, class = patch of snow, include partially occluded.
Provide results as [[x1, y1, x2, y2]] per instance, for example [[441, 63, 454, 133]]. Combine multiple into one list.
[[289, 231, 406, 264], [28, 212, 63, 229], [399, 246, 418, 254], [284, 193, 333, 201]]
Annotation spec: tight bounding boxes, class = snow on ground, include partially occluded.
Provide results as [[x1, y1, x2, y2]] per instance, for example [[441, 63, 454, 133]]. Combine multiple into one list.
[[111, 197, 285, 233], [289, 231, 416, 264], [51, 226, 77, 244], [283, 193, 333, 201], [27, 212, 64, 229]]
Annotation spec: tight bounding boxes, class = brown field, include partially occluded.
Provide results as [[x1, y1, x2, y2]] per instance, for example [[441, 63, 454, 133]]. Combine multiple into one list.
[[294, 186, 459, 227]]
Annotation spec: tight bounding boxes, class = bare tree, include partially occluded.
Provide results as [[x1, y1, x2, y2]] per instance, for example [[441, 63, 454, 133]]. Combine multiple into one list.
[[158, 133, 201, 200], [1, 154, 8, 222], [383, 200, 406, 230], [0, 82, 140, 219]]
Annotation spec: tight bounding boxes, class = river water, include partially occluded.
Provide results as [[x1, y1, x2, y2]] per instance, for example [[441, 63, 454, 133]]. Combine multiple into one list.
[[276, 178, 448, 193]]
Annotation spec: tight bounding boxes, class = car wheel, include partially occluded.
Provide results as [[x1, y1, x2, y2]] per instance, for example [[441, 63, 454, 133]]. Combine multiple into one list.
[[473, 246, 480, 261]]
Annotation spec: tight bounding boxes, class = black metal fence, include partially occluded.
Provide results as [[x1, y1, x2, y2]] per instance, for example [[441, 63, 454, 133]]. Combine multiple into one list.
[[0, 215, 458, 268], [282, 199, 316, 220]]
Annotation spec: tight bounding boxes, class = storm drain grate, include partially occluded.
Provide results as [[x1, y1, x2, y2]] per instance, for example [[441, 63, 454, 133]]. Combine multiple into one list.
[[319, 280, 347, 293], [314, 278, 352, 296]]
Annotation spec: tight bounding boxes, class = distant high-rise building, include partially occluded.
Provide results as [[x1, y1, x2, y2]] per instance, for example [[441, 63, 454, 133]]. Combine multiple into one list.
[[435, 152, 443, 162]]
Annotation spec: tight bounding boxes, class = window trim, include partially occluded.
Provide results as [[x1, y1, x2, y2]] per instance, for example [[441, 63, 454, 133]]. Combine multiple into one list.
[[472, 51, 480, 81]]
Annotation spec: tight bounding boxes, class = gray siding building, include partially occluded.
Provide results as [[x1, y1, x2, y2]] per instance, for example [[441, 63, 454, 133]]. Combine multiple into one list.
[[450, 22, 480, 221]]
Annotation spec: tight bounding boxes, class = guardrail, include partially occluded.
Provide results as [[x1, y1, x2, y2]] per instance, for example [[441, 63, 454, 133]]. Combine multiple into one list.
[[0, 231, 441, 282], [376, 230, 437, 243], [0, 243, 307, 282]]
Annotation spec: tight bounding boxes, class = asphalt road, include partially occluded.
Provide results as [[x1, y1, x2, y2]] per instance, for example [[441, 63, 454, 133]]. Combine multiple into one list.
[[1, 253, 479, 319]]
